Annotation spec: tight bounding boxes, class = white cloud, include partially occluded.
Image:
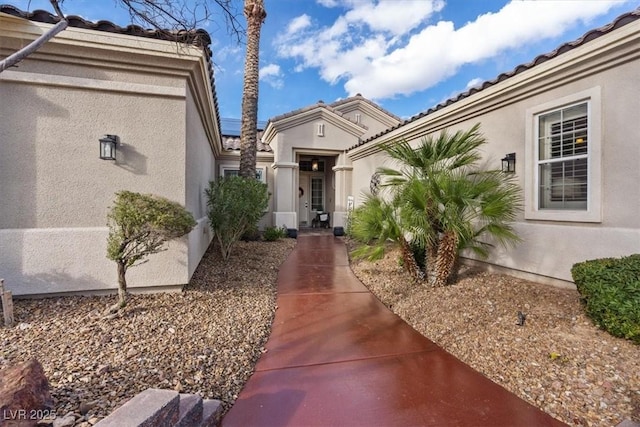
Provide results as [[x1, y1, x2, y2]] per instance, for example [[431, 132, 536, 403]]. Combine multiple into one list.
[[260, 63, 281, 78], [466, 78, 483, 90], [316, 0, 340, 7], [275, 0, 630, 100], [259, 63, 284, 89], [285, 14, 312, 37]]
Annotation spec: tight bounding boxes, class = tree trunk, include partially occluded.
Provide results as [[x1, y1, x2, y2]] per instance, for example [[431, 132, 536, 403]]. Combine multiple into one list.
[[239, 0, 266, 179], [425, 239, 438, 284], [432, 230, 459, 287], [447, 256, 462, 285], [399, 237, 423, 282], [117, 261, 128, 309]]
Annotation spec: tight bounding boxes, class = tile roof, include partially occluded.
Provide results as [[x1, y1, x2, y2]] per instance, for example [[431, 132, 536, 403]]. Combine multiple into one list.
[[268, 99, 368, 130], [346, 7, 640, 152], [1, 4, 222, 143], [330, 93, 402, 122], [222, 132, 272, 152]]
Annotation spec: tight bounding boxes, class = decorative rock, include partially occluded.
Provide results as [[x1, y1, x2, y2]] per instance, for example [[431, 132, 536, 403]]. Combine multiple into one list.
[[52, 414, 75, 427], [79, 401, 97, 415], [0, 359, 52, 427]]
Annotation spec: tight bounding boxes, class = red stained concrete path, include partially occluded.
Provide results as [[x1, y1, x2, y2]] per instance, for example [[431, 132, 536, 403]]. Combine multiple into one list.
[[222, 235, 566, 427]]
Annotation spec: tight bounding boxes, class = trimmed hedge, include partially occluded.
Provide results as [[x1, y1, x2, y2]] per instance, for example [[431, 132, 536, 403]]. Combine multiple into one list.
[[571, 254, 640, 344]]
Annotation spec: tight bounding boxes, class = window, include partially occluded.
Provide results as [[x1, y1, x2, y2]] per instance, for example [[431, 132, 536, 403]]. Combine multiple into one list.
[[220, 166, 266, 183], [537, 103, 588, 210], [525, 87, 601, 222], [311, 177, 324, 211], [317, 123, 325, 137]]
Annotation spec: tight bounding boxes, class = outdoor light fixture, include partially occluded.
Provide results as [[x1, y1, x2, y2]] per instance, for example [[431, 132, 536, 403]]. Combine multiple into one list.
[[501, 152, 516, 173], [311, 158, 319, 171], [99, 135, 119, 160]]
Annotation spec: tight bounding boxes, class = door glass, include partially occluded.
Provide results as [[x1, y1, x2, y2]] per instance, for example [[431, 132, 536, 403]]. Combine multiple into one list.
[[311, 177, 324, 211]]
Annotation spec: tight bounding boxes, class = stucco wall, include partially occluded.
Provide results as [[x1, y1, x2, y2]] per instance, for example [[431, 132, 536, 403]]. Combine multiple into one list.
[[349, 23, 640, 284], [0, 19, 211, 295], [271, 121, 361, 162], [185, 88, 216, 278]]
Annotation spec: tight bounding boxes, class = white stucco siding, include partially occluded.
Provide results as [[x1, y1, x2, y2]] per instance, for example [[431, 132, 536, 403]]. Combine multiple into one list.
[[350, 152, 392, 203], [185, 88, 216, 278], [0, 74, 190, 295], [277, 122, 360, 160], [345, 107, 396, 140], [0, 78, 186, 229], [0, 18, 210, 295]]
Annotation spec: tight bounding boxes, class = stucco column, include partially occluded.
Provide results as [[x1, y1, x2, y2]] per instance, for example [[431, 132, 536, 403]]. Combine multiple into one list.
[[272, 161, 299, 229], [332, 153, 353, 228]]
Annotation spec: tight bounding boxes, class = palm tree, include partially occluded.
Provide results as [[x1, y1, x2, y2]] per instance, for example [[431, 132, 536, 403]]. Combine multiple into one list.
[[349, 194, 423, 281], [376, 123, 522, 286], [239, 0, 266, 179]]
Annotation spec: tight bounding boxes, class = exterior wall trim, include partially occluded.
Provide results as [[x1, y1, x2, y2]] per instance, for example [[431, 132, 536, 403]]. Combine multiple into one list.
[[0, 70, 186, 98], [262, 108, 365, 143]]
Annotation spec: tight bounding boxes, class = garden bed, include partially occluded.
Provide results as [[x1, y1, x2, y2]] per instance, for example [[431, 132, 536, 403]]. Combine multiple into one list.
[[0, 239, 295, 425], [349, 245, 640, 427]]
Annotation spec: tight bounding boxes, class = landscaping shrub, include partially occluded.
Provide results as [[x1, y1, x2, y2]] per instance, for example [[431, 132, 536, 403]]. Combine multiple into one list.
[[107, 191, 196, 310], [263, 226, 287, 241], [241, 225, 261, 241], [206, 176, 269, 259], [571, 254, 640, 344]]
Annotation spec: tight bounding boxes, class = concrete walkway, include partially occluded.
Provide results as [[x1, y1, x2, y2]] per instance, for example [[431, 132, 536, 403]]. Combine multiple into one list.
[[222, 235, 566, 427]]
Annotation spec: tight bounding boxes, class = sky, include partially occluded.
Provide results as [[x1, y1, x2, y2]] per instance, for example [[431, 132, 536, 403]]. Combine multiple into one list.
[[8, 0, 640, 127]]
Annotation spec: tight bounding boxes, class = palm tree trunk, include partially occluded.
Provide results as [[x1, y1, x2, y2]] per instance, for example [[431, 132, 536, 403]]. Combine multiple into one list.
[[432, 230, 459, 287], [239, 0, 266, 179], [425, 239, 438, 284], [400, 237, 423, 282], [448, 256, 462, 285]]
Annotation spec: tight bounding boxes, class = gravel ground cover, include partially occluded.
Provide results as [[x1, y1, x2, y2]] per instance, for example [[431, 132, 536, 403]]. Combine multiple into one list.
[[0, 239, 295, 425], [3, 236, 638, 427], [348, 243, 640, 427]]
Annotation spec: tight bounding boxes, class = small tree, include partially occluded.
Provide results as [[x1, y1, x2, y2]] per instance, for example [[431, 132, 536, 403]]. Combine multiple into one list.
[[107, 191, 196, 311], [206, 176, 269, 259], [351, 124, 522, 287]]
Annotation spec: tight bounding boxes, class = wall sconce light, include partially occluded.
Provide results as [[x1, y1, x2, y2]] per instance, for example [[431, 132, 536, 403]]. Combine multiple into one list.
[[501, 152, 516, 173], [99, 134, 119, 160], [311, 158, 319, 172]]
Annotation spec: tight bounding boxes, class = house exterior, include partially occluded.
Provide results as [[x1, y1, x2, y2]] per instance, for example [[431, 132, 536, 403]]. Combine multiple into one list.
[[0, 6, 220, 295], [262, 96, 401, 230], [2, 5, 639, 295], [346, 9, 640, 286], [261, 8, 640, 287]]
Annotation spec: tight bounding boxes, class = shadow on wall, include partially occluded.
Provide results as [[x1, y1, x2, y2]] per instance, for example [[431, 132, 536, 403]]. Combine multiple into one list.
[[116, 142, 148, 175], [15, 270, 109, 297], [0, 85, 69, 230]]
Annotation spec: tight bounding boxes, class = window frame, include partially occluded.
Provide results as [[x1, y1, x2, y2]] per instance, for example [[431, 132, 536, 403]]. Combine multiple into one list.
[[220, 165, 267, 183], [524, 87, 602, 222], [310, 176, 324, 212]]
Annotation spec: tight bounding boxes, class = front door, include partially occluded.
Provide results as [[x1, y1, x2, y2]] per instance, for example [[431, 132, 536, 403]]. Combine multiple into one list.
[[298, 174, 325, 227]]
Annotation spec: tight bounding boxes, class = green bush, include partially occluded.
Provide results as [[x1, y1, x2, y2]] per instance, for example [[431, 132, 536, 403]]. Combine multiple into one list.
[[107, 191, 196, 310], [263, 226, 287, 241], [206, 176, 269, 259], [571, 254, 640, 344], [241, 225, 261, 241]]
